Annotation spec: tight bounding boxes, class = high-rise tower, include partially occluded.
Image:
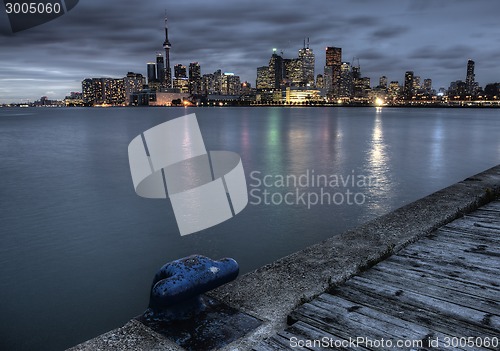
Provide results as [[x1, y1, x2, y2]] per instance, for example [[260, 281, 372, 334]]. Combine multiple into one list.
[[466, 59, 475, 95], [298, 38, 315, 86], [325, 47, 342, 97], [163, 16, 172, 89], [403, 71, 414, 100]]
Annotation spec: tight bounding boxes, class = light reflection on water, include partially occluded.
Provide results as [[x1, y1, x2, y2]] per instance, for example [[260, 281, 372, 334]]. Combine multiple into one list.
[[0, 106, 499, 351]]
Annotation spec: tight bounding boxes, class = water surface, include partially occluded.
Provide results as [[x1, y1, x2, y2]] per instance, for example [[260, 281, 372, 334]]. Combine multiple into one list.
[[1, 106, 499, 350]]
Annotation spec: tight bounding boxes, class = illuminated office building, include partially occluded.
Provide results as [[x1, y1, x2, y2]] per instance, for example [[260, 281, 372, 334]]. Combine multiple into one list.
[[284, 58, 303, 87], [156, 53, 165, 87], [256, 66, 271, 90], [269, 49, 284, 89], [124, 72, 145, 104], [339, 62, 352, 98], [403, 71, 414, 100], [147, 62, 156, 84], [189, 62, 202, 95], [466, 59, 475, 95], [298, 38, 315, 86], [174, 64, 187, 78], [325, 47, 342, 96], [379, 76, 388, 89]]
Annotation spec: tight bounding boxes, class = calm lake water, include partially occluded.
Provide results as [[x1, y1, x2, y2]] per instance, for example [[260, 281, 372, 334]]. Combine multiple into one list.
[[1, 106, 499, 350]]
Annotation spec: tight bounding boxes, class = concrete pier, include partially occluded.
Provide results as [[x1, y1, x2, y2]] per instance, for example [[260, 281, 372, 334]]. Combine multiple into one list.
[[68, 165, 500, 351]]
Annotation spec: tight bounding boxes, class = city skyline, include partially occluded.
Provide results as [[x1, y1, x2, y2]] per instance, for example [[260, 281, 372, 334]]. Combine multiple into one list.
[[1, 0, 500, 103]]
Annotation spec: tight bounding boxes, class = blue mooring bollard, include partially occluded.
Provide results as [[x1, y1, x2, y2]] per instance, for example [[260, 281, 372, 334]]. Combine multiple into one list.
[[145, 255, 239, 320]]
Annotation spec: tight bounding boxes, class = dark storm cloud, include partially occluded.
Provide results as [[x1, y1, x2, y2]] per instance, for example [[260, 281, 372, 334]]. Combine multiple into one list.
[[1, 0, 500, 102], [371, 26, 409, 39]]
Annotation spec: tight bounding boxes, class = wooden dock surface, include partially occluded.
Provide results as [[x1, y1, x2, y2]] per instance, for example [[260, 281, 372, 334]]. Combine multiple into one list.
[[253, 200, 500, 351]]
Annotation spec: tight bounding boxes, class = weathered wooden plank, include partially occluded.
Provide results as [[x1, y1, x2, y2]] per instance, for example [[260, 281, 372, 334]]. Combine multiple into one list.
[[331, 284, 499, 346], [346, 276, 500, 332], [252, 337, 294, 351], [276, 329, 320, 351], [384, 255, 500, 291], [284, 321, 371, 351], [290, 302, 406, 351], [259, 201, 500, 351], [309, 297, 421, 349], [359, 267, 499, 314], [443, 221, 500, 237], [396, 246, 500, 275], [425, 235, 500, 256], [433, 228, 500, 247], [371, 262, 500, 302], [402, 233, 500, 259], [316, 294, 468, 350], [439, 226, 500, 242], [465, 210, 500, 220]]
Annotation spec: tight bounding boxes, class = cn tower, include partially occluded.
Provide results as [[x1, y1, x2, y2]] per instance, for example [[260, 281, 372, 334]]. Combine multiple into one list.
[[163, 15, 172, 89]]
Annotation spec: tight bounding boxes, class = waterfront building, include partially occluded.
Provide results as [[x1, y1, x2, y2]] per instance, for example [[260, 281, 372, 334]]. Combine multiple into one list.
[[174, 64, 187, 79], [339, 62, 352, 98], [256, 66, 272, 90], [147, 62, 156, 84], [269, 49, 284, 89], [298, 39, 315, 86], [323, 66, 333, 95], [189, 62, 202, 95], [403, 71, 414, 100], [325, 47, 342, 97], [316, 74, 323, 90], [316, 74, 325, 89], [466, 59, 475, 96], [413, 76, 421, 91], [423, 79, 432, 94], [221, 73, 241, 95], [81, 78, 125, 105], [173, 77, 189, 93], [156, 53, 165, 88], [283, 87, 322, 104], [124, 72, 145, 104], [283, 58, 303, 87], [379, 76, 388, 89], [388, 81, 401, 100]]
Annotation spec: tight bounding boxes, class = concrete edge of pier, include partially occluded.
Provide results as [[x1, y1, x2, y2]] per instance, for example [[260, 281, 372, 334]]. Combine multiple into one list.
[[68, 164, 500, 351]]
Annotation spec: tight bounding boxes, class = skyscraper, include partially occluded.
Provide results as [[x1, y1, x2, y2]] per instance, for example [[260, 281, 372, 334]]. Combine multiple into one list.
[[256, 66, 271, 90], [466, 59, 475, 95], [379, 76, 388, 89], [124, 72, 145, 104], [403, 71, 414, 100], [325, 47, 342, 97], [174, 64, 187, 78], [189, 62, 202, 95], [156, 53, 165, 87], [325, 47, 341, 66], [269, 49, 284, 90], [298, 38, 315, 86], [423, 79, 432, 94], [339, 62, 352, 98], [255, 66, 271, 90], [147, 62, 156, 84], [284, 58, 303, 86], [163, 16, 172, 89]]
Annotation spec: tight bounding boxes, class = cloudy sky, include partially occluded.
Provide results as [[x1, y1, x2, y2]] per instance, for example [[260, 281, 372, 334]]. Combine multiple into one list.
[[0, 0, 499, 103]]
